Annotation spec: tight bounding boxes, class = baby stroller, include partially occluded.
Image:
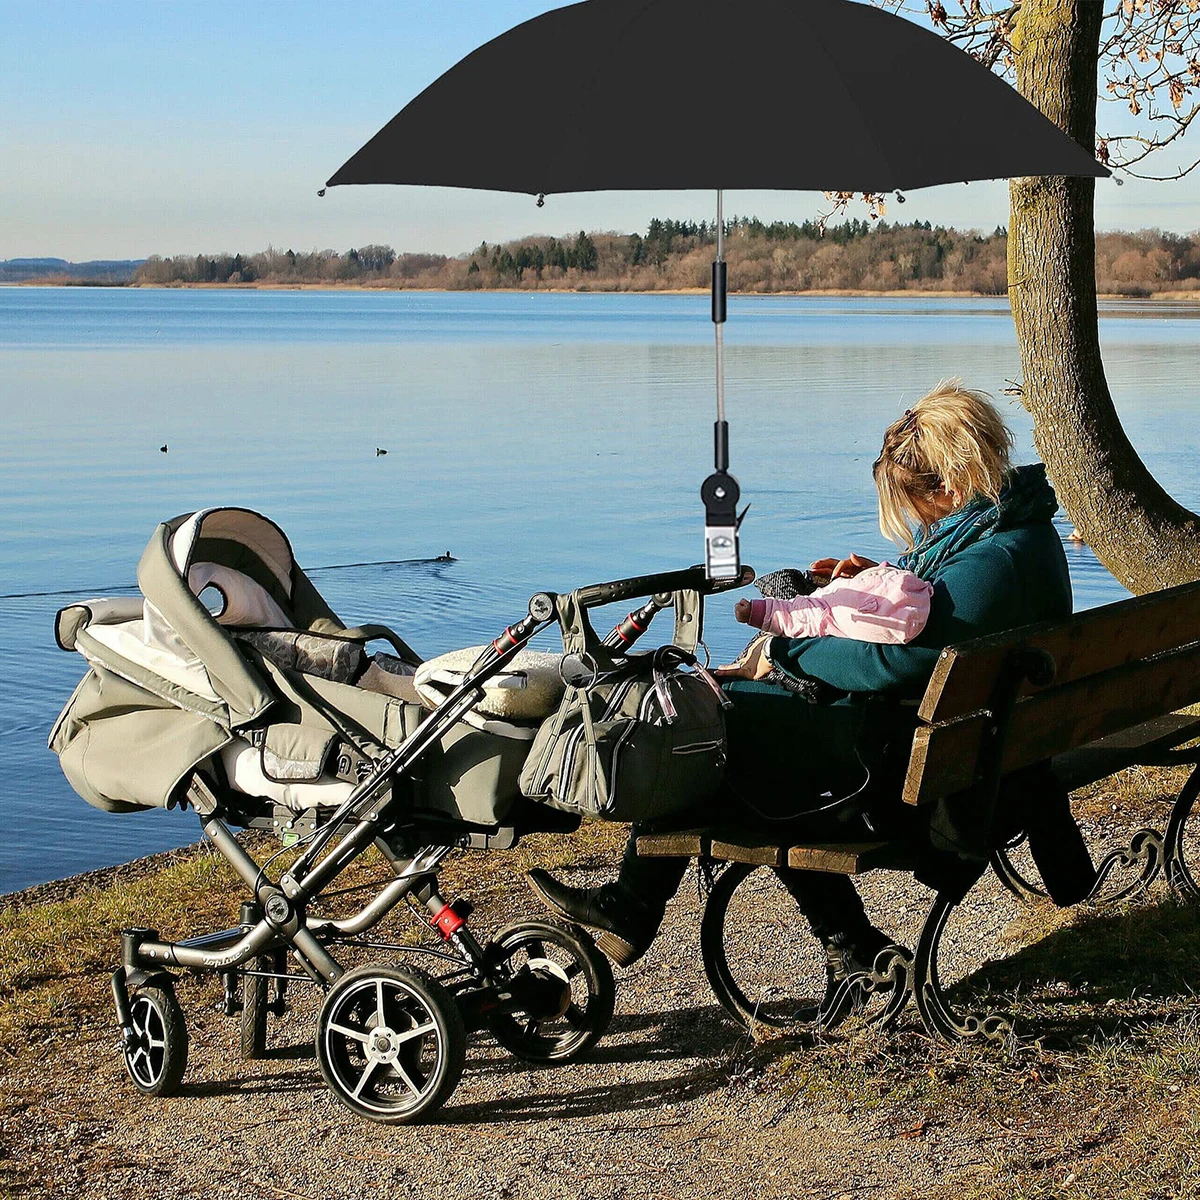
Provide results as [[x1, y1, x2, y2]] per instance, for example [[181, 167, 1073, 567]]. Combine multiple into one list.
[[49, 507, 741, 1123]]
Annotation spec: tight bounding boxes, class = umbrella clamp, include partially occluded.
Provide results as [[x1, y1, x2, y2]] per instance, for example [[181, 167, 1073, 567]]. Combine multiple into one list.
[[702, 467, 741, 581]]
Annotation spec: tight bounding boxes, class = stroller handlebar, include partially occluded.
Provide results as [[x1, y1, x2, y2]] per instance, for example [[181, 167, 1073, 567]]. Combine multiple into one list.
[[570, 564, 754, 610]]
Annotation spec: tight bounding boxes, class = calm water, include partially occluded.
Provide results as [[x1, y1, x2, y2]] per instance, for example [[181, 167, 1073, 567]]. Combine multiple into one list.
[[2, 288, 1198, 891]]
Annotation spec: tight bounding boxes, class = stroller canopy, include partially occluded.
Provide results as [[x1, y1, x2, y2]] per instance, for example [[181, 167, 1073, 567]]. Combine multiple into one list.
[[53, 508, 345, 729], [134, 507, 347, 724]]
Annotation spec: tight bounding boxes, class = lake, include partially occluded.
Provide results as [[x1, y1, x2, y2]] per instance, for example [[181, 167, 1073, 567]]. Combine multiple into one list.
[[2, 287, 1198, 891]]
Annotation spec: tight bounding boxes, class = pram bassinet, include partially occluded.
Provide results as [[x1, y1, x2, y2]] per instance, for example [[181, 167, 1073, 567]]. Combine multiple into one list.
[[50, 507, 549, 827]]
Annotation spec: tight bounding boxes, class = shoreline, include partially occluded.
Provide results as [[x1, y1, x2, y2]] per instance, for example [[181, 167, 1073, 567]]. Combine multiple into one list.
[[10, 279, 1200, 301], [0, 839, 213, 911]]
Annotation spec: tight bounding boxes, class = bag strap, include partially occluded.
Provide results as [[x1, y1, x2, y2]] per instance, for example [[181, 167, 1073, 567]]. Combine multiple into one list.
[[670, 589, 702, 655], [555, 591, 603, 657], [556, 587, 704, 657], [575, 683, 610, 813]]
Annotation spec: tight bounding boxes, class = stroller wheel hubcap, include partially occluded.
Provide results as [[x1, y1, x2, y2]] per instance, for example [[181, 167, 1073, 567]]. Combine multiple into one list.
[[369, 1028, 399, 1061], [316, 965, 466, 1123]]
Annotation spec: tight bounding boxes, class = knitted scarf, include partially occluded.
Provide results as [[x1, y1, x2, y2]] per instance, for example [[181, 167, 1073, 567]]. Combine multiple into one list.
[[897, 463, 1059, 582]]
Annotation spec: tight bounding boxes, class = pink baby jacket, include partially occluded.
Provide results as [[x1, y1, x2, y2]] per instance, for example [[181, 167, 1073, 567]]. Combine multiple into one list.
[[746, 563, 933, 645]]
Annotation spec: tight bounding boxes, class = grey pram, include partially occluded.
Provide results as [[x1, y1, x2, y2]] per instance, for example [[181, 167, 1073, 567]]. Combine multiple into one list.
[[49, 507, 741, 1123]]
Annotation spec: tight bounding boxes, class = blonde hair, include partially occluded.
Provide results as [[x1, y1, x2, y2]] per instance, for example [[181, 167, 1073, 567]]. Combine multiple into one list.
[[873, 379, 1013, 549]]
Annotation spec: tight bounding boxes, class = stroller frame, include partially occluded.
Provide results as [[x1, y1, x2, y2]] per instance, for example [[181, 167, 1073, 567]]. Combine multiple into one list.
[[111, 564, 745, 1123]]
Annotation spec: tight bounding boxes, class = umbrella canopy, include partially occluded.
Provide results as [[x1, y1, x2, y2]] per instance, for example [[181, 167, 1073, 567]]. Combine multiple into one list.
[[326, 0, 1108, 195]]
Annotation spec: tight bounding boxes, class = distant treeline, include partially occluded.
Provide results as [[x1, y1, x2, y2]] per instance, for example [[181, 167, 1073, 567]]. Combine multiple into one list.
[[122, 220, 1200, 296], [0, 257, 142, 284]]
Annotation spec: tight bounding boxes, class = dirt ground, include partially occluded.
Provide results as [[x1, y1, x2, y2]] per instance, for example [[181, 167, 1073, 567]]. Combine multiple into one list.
[[2, 784, 1199, 1200]]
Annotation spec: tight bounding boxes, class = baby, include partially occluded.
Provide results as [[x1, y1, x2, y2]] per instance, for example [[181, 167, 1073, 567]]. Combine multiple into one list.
[[735, 562, 933, 645]]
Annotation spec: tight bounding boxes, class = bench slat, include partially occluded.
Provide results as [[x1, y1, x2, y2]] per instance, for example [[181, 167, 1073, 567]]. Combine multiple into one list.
[[1052, 712, 1200, 792], [708, 836, 789, 866], [904, 642, 1200, 805], [787, 842, 917, 874], [918, 580, 1200, 724], [637, 830, 918, 876], [634, 830, 709, 858]]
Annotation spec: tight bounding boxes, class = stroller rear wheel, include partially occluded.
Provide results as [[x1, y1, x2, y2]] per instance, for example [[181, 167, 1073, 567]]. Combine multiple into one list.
[[485, 918, 615, 1062], [123, 982, 188, 1096], [316, 964, 465, 1124]]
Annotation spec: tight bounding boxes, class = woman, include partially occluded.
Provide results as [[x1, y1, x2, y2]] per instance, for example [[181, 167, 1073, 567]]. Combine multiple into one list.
[[528, 381, 1072, 993]]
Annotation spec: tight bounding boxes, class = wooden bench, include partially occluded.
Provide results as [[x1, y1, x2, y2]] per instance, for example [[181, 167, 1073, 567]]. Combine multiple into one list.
[[638, 579, 1200, 1042]]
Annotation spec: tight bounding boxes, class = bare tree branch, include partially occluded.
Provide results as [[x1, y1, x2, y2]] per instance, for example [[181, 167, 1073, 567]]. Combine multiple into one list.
[[867, 0, 1200, 176]]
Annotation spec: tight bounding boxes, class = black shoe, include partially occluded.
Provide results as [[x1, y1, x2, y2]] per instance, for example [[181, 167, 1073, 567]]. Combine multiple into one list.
[[526, 870, 656, 967], [816, 926, 896, 1030]]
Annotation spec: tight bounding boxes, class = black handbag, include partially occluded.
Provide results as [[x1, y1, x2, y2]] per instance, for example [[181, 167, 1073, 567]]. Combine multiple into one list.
[[518, 588, 729, 822]]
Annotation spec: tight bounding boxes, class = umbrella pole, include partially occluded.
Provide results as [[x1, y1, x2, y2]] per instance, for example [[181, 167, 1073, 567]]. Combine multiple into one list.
[[714, 188, 727, 458], [702, 188, 741, 580]]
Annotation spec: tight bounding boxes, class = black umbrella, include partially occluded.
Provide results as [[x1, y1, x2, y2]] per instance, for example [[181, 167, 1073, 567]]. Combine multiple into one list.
[[324, 0, 1108, 577]]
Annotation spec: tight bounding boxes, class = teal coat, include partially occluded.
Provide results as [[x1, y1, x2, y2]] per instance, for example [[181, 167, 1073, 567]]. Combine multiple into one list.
[[769, 463, 1072, 700], [720, 464, 1072, 820]]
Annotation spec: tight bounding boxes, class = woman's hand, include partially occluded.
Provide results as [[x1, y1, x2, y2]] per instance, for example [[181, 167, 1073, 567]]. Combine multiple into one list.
[[713, 634, 775, 681], [733, 598, 753, 623], [809, 553, 878, 581]]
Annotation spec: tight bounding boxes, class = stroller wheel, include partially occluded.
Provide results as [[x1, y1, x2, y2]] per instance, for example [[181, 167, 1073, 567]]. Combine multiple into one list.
[[240, 956, 269, 1060], [123, 982, 188, 1097], [316, 964, 465, 1125], [485, 918, 615, 1063]]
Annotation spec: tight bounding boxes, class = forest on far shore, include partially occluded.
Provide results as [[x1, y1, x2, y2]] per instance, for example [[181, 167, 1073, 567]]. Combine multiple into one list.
[[132, 217, 1200, 296]]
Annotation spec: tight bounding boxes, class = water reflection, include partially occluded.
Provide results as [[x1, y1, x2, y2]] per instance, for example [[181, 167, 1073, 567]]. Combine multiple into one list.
[[1, 289, 1193, 889]]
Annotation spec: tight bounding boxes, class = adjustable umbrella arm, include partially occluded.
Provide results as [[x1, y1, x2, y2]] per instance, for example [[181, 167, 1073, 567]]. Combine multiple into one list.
[[702, 189, 742, 581]]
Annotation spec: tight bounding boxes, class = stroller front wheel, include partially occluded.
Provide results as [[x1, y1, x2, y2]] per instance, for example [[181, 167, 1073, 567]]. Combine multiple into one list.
[[485, 918, 615, 1063], [123, 982, 188, 1096], [240, 956, 269, 1060], [316, 964, 466, 1124]]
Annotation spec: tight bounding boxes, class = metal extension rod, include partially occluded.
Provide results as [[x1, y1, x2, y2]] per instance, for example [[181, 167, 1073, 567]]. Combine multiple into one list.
[[702, 187, 742, 580]]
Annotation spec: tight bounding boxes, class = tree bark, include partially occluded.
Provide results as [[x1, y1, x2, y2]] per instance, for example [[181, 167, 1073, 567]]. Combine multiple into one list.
[[1008, 0, 1200, 594]]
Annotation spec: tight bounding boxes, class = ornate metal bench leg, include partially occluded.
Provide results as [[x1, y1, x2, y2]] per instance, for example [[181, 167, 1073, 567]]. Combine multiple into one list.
[[1164, 763, 1200, 901], [867, 945, 915, 1029], [913, 887, 1013, 1046], [990, 837, 1048, 902], [993, 825, 1165, 909], [814, 944, 914, 1033], [1084, 828, 1164, 903]]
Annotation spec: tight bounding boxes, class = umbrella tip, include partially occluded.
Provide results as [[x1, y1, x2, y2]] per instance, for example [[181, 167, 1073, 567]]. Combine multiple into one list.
[[536, 193, 545, 208], [317, 188, 326, 198]]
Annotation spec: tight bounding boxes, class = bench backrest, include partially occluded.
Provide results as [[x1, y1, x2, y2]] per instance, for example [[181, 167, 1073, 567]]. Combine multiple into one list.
[[902, 579, 1200, 806]]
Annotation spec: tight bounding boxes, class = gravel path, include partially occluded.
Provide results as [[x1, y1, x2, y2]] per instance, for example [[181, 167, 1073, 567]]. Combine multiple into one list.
[[0, 804, 1183, 1200]]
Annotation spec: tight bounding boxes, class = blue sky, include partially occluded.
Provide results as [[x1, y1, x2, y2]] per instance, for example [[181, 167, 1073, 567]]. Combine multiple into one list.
[[2, 0, 1197, 261]]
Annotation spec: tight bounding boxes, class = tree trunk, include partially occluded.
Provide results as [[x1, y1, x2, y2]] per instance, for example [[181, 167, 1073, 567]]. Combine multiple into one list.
[[1008, 0, 1200, 594]]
